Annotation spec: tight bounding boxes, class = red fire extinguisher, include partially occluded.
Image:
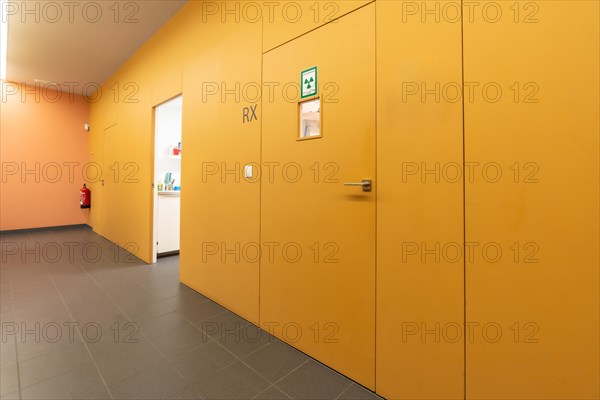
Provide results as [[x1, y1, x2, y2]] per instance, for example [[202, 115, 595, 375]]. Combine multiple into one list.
[[80, 184, 91, 209]]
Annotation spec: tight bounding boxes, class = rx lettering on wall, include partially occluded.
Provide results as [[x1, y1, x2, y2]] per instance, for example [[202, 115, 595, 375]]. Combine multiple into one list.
[[243, 105, 258, 123]]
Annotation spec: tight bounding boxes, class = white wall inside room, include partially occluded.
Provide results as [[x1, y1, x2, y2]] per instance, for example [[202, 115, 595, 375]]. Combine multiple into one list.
[[155, 96, 183, 188], [153, 95, 182, 262]]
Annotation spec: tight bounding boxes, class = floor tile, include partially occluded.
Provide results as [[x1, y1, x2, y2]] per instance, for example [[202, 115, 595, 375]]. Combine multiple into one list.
[[10, 283, 56, 301], [0, 312, 15, 324], [150, 322, 208, 359], [0, 302, 13, 316], [0, 363, 19, 397], [181, 300, 227, 325], [120, 299, 178, 322], [162, 290, 208, 311], [144, 282, 186, 301], [216, 323, 274, 358], [59, 285, 105, 303], [0, 285, 11, 294], [243, 339, 308, 383], [169, 341, 236, 383], [87, 336, 166, 387], [276, 360, 352, 400], [138, 311, 192, 340], [338, 383, 383, 400], [12, 298, 68, 321], [108, 363, 188, 399], [199, 310, 250, 339], [16, 323, 83, 363], [76, 311, 133, 342], [168, 386, 200, 399], [109, 286, 155, 307], [253, 385, 292, 399], [18, 342, 92, 388], [20, 361, 109, 400], [192, 361, 270, 400], [0, 338, 17, 368]]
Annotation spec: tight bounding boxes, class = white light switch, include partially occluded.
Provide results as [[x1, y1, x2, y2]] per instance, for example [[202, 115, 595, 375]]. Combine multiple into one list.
[[244, 165, 253, 178]]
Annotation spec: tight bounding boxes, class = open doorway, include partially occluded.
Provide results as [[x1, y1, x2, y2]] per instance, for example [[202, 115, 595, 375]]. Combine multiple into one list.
[[153, 95, 182, 263]]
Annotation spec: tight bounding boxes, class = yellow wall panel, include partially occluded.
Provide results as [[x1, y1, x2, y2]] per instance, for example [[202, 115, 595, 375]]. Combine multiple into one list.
[[376, 1, 464, 398], [88, 62, 158, 262], [180, 16, 263, 324], [464, 1, 600, 398], [262, 0, 372, 52], [89, 1, 263, 322]]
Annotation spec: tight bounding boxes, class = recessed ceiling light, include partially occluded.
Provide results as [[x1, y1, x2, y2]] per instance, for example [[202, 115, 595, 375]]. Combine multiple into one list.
[[0, 0, 7, 81], [34, 78, 59, 86]]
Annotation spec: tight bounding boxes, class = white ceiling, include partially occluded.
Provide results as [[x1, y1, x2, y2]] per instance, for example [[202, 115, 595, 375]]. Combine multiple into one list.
[[4, 0, 187, 90]]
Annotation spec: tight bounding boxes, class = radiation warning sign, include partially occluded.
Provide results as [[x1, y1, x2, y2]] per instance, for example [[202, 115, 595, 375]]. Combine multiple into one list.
[[300, 66, 318, 99]]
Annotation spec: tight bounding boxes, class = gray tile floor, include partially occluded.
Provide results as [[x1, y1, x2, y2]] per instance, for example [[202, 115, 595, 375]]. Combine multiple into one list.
[[0, 227, 382, 400]]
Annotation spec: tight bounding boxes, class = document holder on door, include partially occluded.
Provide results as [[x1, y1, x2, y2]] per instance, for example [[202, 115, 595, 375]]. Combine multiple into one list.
[[298, 98, 321, 140]]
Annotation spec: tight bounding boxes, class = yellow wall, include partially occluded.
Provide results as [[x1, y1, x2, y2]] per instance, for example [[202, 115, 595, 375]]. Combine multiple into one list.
[[180, 11, 263, 323], [89, 1, 263, 322], [376, 1, 464, 398], [262, 0, 371, 51], [464, 1, 599, 398], [89, 1, 599, 398]]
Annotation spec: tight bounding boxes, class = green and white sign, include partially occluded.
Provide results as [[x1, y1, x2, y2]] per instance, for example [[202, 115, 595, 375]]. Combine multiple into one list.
[[300, 66, 318, 98]]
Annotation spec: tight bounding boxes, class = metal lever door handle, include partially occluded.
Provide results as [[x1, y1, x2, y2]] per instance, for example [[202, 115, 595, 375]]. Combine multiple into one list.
[[343, 179, 372, 192]]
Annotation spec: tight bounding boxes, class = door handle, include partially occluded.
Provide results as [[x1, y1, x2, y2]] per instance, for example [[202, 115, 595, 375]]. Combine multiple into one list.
[[343, 179, 372, 192]]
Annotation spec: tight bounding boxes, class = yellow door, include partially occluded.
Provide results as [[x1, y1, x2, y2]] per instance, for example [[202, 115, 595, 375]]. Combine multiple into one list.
[[101, 123, 129, 247], [261, 5, 376, 389], [376, 1, 464, 398]]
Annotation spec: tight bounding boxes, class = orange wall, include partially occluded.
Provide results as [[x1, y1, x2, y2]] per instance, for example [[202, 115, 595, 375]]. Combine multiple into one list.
[[0, 82, 90, 231]]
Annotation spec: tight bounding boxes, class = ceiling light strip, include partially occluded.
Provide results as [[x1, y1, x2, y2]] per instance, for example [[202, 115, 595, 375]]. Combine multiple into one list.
[[0, 0, 8, 80]]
